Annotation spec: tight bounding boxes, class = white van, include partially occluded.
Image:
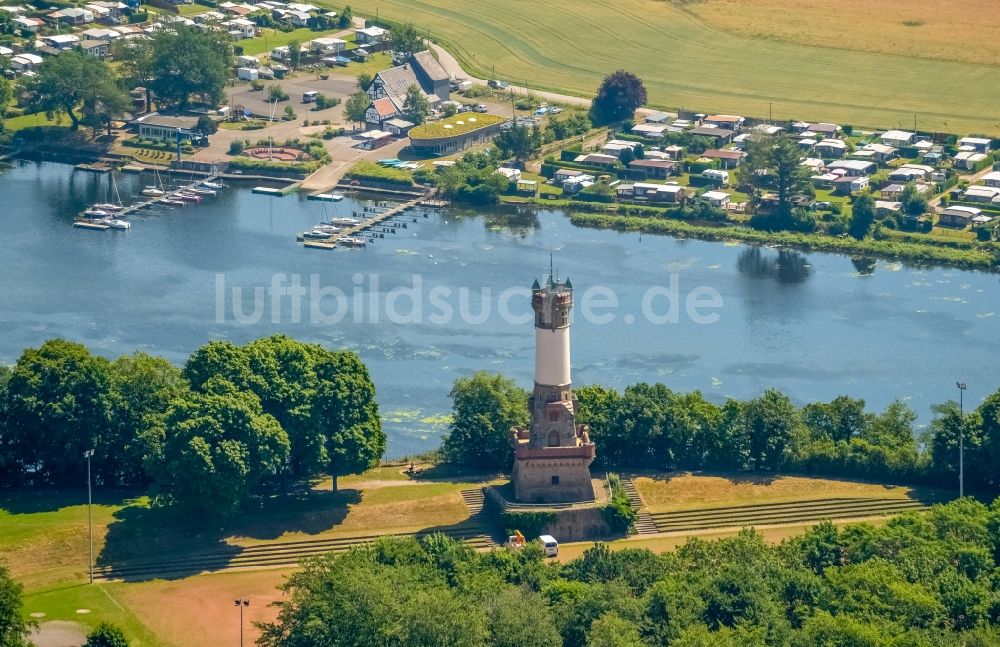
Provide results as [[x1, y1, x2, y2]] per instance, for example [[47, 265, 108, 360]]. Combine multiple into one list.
[[538, 535, 559, 557]]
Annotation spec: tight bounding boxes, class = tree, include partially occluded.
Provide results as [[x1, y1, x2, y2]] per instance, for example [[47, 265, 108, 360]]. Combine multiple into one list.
[[83, 623, 129, 647], [402, 84, 429, 125], [287, 39, 301, 70], [849, 192, 876, 240], [587, 612, 646, 647], [149, 26, 232, 110], [743, 389, 800, 470], [589, 70, 646, 125], [113, 37, 155, 113], [338, 5, 352, 29], [3, 340, 113, 486], [441, 372, 528, 470], [494, 123, 541, 163], [619, 146, 635, 165], [311, 351, 384, 491], [770, 134, 811, 225], [344, 91, 370, 127], [108, 352, 186, 486], [357, 71, 374, 92], [196, 114, 218, 135], [0, 562, 34, 647], [27, 51, 127, 129], [442, 102, 458, 118], [0, 76, 12, 125], [900, 181, 928, 216], [389, 23, 422, 57], [149, 379, 289, 516]]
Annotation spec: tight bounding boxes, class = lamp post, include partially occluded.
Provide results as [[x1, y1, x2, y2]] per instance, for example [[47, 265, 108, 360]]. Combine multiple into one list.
[[84, 449, 95, 584], [957, 382, 967, 498], [235, 598, 250, 647]]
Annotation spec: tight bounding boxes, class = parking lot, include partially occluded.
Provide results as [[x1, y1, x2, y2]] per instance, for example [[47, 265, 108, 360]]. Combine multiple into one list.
[[228, 75, 358, 118]]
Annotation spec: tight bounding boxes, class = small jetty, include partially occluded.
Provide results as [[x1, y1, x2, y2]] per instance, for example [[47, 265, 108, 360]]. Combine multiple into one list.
[[74, 173, 224, 232], [297, 194, 443, 250], [307, 193, 344, 202]]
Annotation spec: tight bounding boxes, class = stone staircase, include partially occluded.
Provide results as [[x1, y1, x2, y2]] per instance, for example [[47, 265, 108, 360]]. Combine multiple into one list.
[[460, 488, 486, 515], [645, 497, 930, 535], [621, 477, 659, 535]]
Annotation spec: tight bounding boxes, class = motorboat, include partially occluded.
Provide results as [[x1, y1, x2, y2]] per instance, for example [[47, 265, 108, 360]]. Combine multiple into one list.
[[101, 218, 131, 230], [83, 208, 111, 218], [336, 236, 366, 247], [325, 217, 358, 226], [308, 193, 344, 202], [201, 181, 225, 190], [303, 229, 336, 239], [176, 193, 202, 203], [142, 187, 165, 197], [189, 188, 217, 196], [159, 198, 186, 206]]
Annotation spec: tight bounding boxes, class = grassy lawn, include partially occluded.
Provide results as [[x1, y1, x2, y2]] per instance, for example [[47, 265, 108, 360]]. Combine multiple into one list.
[[22, 583, 166, 647], [176, 3, 208, 16], [240, 27, 345, 56], [633, 472, 950, 513], [680, 0, 1000, 67], [339, 51, 392, 77], [350, 0, 1000, 134], [3, 112, 65, 132]]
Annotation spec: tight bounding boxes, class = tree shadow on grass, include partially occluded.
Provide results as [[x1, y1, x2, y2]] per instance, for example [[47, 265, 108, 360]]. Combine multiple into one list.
[[0, 488, 140, 516], [97, 489, 362, 582]]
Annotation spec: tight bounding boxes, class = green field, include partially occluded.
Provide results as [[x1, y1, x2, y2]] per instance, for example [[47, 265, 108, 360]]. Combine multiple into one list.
[[352, 0, 1000, 135]]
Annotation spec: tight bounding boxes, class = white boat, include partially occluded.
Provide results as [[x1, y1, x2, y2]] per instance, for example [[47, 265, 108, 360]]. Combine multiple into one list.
[[176, 193, 202, 203], [309, 193, 344, 202], [91, 203, 123, 212], [101, 218, 131, 230], [83, 208, 111, 218], [159, 198, 186, 206], [337, 236, 366, 247], [303, 229, 336, 239], [142, 187, 165, 197], [312, 225, 341, 233], [325, 217, 358, 226], [201, 181, 224, 190], [189, 188, 216, 196]]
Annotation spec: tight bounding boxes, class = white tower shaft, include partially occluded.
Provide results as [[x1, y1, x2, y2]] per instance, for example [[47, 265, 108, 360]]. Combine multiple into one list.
[[535, 326, 571, 387]]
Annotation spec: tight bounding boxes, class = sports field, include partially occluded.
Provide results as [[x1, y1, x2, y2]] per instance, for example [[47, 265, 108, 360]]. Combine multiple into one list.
[[352, 0, 1000, 134]]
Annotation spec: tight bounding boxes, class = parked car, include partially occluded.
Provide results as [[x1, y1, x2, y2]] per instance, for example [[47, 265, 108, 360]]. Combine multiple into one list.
[[488, 79, 507, 89], [474, 104, 488, 113], [538, 535, 559, 557]]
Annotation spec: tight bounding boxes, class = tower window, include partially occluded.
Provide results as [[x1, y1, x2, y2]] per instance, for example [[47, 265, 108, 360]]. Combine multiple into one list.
[[548, 412, 558, 422], [551, 475, 560, 485]]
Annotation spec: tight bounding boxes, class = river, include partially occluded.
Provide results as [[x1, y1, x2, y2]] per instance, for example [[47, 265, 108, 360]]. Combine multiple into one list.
[[1, 161, 997, 456]]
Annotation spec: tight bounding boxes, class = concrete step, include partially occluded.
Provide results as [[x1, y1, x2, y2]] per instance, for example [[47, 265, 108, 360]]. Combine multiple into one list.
[[94, 527, 498, 581], [633, 511, 659, 535], [647, 498, 926, 522], [621, 478, 645, 509], [647, 499, 928, 533]]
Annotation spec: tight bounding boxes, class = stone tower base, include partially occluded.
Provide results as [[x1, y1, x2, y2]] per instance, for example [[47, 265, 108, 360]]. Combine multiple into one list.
[[511, 457, 595, 504]]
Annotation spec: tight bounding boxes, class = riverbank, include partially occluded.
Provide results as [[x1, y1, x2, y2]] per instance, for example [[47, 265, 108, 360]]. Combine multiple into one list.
[[500, 196, 999, 272]]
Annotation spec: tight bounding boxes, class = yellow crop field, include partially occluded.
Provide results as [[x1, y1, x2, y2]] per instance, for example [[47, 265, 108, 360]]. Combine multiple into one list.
[[352, 0, 1000, 134]]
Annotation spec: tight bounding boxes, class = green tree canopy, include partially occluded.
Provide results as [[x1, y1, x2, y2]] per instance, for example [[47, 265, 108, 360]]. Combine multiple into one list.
[[149, 25, 233, 110], [589, 70, 647, 125], [441, 372, 528, 471], [83, 623, 130, 647], [389, 23, 422, 57], [0, 562, 34, 647], [344, 91, 370, 126], [494, 123, 542, 162], [148, 378, 289, 516], [849, 192, 876, 240], [2, 339, 113, 486], [112, 37, 155, 113], [402, 84, 429, 125], [26, 50, 127, 129]]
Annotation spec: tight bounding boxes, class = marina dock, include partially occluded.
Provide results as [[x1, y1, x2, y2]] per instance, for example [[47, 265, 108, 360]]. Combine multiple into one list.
[[299, 194, 444, 250]]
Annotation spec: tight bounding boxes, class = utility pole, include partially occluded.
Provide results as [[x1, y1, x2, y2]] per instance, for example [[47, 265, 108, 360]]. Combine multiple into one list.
[[235, 598, 250, 647], [84, 449, 95, 584], [957, 382, 967, 498]]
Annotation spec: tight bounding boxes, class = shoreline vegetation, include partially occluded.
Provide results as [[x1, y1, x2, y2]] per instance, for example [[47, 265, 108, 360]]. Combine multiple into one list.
[[498, 196, 999, 272]]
